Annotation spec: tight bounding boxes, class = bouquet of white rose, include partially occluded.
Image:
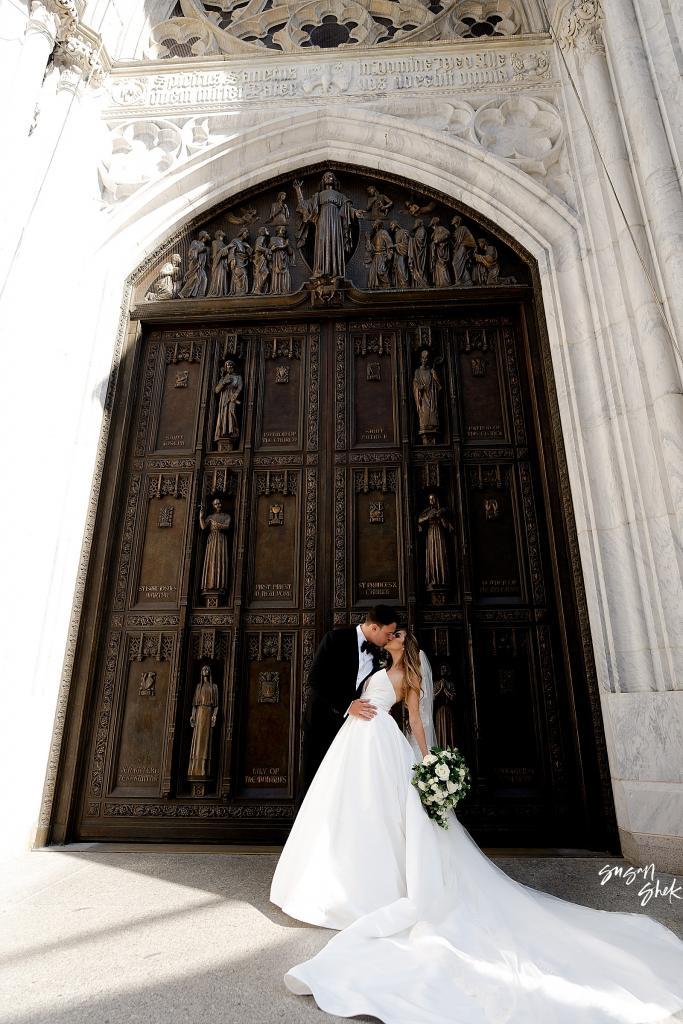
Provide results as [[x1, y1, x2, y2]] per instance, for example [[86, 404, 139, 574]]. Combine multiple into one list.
[[411, 745, 471, 829]]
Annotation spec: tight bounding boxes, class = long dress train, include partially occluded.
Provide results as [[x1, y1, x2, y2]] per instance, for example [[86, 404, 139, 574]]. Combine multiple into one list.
[[271, 669, 683, 1024]]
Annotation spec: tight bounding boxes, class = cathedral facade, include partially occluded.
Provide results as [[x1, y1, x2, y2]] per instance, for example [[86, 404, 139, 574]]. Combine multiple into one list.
[[1, 0, 681, 869]]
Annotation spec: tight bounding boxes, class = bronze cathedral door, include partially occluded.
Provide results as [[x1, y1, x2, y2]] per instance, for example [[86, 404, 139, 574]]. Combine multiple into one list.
[[58, 168, 616, 850]]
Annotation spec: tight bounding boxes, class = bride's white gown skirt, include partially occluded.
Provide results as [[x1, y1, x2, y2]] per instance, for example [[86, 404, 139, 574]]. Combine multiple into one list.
[[270, 672, 683, 1023]]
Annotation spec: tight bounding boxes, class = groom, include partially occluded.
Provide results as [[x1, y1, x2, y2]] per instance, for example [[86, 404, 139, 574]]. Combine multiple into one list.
[[298, 605, 399, 804]]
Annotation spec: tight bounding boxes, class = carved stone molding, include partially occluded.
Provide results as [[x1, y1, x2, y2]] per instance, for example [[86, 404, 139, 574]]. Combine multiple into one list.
[[54, 26, 105, 91], [558, 0, 604, 59]]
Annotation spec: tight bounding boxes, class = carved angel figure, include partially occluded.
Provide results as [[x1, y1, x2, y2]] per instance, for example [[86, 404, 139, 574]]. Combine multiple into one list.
[[199, 497, 232, 594], [267, 192, 290, 226], [364, 185, 393, 220], [188, 664, 219, 779], [179, 231, 211, 298], [145, 254, 182, 301]]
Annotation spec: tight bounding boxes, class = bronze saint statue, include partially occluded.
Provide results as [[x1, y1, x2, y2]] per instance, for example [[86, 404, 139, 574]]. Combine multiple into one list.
[[227, 229, 252, 295], [146, 254, 182, 301], [188, 664, 219, 779], [408, 218, 429, 288], [417, 492, 454, 594], [214, 359, 243, 446], [450, 215, 476, 284], [472, 237, 500, 285], [433, 664, 457, 749], [270, 226, 295, 294], [390, 221, 410, 288], [412, 349, 442, 444], [364, 220, 393, 289], [267, 191, 289, 226], [251, 227, 271, 294], [429, 217, 451, 288], [294, 171, 360, 279], [207, 230, 230, 297], [199, 497, 232, 594], [179, 231, 211, 298]]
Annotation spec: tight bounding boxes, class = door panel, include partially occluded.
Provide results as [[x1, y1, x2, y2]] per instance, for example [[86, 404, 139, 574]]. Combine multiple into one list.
[[74, 311, 596, 845]]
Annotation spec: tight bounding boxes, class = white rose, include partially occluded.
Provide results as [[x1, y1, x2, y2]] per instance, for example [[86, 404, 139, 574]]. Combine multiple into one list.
[[418, 781, 427, 791], [446, 781, 457, 794], [423, 754, 438, 766], [459, 767, 466, 777], [435, 763, 450, 780]]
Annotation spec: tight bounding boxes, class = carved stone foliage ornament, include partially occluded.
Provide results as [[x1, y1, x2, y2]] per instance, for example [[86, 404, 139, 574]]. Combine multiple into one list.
[[141, 169, 527, 306], [147, 0, 528, 56]]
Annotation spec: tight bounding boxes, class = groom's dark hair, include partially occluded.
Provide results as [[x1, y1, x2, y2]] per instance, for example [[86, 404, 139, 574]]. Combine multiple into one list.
[[364, 605, 399, 627]]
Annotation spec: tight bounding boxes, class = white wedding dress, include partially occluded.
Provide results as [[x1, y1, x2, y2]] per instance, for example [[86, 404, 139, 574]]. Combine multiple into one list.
[[270, 667, 683, 1024]]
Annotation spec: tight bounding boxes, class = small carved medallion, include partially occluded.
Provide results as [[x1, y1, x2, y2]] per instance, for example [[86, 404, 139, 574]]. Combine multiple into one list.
[[175, 371, 189, 388], [139, 671, 156, 697], [258, 671, 280, 704], [471, 357, 487, 377], [369, 502, 385, 524], [367, 361, 381, 382], [484, 497, 500, 520], [275, 365, 289, 384], [269, 502, 285, 527], [158, 505, 174, 528]]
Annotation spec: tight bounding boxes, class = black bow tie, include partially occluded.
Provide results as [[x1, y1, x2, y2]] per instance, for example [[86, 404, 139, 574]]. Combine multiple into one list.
[[361, 639, 380, 655]]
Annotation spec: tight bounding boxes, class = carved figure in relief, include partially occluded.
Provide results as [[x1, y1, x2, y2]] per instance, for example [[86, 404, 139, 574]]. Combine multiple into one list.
[[145, 253, 182, 301], [267, 191, 290, 226], [270, 227, 296, 294], [364, 220, 394, 289], [179, 231, 211, 298], [404, 198, 436, 217], [214, 359, 243, 445], [188, 664, 219, 779], [450, 215, 476, 284], [227, 229, 252, 294], [207, 230, 230, 297], [433, 663, 457, 749], [251, 227, 272, 294], [417, 492, 454, 591], [294, 171, 360, 279], [199, 497, 232, 594], [472, 237, 500, 285], [408, 218, 429, 288], [429, 217, 452, 288], [390, 221, 410, 288], [412, 349, 442, 444], [363, 185, 393, 220]]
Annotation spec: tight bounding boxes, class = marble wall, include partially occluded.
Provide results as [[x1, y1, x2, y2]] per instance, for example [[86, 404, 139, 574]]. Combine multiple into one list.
[[1, 0, 681, 868]]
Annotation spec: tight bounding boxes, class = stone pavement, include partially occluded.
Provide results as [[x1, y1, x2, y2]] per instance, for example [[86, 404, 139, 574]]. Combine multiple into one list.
[[1, 845, 681, 1024]]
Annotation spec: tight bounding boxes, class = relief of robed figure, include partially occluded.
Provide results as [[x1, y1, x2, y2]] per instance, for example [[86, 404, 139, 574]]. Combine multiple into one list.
[[188, 664, 219, 779], [417, 492, 454, 590], [412, 349, 442, 443], [199, 497, 232, 594], [294, 171, 361, 279]]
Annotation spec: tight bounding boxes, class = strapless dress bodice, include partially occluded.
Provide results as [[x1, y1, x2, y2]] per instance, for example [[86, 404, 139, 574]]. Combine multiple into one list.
[[361, 669, 399, 713]]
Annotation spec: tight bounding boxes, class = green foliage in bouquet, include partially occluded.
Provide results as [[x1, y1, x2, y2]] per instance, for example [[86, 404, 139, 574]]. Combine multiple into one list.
[[411, 745, 471, 829]]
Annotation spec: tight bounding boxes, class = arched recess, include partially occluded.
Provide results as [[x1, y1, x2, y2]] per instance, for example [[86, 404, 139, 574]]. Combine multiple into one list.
[[44, 110, 620, 851]]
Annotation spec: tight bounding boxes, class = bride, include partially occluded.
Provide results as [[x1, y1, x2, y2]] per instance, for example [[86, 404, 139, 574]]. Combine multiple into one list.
[[270, 630, 683, 1023]]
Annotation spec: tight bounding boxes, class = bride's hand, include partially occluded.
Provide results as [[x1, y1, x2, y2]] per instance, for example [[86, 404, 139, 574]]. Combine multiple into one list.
[[348, 699, 377, 720]]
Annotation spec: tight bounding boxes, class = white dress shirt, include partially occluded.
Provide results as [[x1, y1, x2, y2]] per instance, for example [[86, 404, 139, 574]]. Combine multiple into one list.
[[344, 624, 376, 718]]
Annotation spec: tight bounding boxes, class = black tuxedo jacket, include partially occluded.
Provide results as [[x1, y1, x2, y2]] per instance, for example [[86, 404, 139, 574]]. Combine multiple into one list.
[[299, 627, 365, 798]]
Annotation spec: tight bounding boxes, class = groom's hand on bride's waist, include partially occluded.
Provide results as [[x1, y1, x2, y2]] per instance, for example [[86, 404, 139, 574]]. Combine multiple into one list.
[[347, 699, 377, 720]]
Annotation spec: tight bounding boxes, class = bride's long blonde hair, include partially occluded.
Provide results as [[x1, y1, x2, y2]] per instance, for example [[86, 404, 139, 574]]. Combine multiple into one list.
[[400, 631, 423, 704]]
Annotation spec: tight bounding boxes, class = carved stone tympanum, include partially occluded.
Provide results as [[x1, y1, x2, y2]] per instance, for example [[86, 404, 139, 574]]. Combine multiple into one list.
[[188, 664, 219, 780]]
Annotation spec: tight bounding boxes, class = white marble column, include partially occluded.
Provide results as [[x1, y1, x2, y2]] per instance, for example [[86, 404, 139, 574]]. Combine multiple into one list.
[[602, 0, 683, 347]]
